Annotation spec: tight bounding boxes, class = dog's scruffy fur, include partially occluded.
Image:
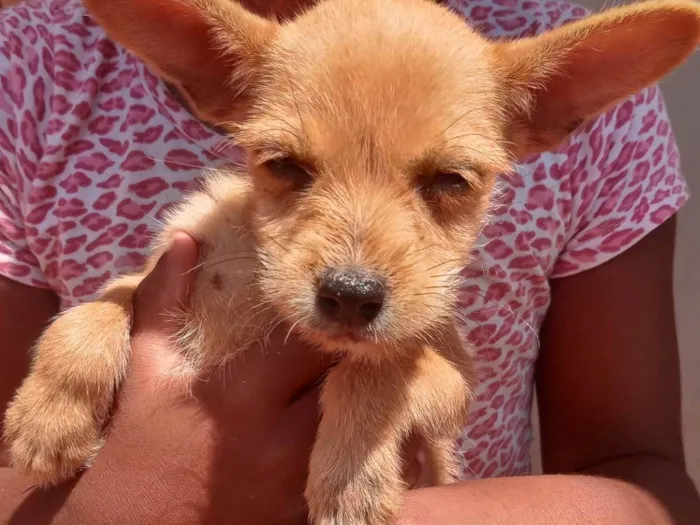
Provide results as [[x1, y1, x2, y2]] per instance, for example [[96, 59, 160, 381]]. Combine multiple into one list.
[[4, 0, 700, 523]]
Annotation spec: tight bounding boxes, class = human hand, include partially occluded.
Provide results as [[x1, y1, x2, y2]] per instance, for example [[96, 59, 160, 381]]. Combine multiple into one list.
[[22, 233, 429, 525], [47, 233, 324, 524]]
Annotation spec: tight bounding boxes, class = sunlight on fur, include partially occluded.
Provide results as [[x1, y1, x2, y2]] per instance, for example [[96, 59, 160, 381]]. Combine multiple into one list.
[[4, 0, 700, 523]]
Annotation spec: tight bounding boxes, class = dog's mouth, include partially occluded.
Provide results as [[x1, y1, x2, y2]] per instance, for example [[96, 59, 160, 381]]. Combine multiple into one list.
[[316, 321, 374, 342], [297, 320, 379, 352], [324, 326, 370, 344]]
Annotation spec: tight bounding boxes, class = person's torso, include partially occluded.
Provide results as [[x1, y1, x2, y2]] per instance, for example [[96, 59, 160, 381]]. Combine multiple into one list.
[[2, 0, 655, 479]]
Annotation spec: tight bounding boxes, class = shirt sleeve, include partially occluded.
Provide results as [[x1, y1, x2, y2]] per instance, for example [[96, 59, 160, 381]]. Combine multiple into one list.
[[551, 86, 689, 278], [0, 2, 51, 288]]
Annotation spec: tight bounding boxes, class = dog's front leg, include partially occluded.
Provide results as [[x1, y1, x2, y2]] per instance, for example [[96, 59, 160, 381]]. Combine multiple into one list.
[[3, 274, 143, 486], [408, 344, 474, 487], [305, 357, 413, 525]]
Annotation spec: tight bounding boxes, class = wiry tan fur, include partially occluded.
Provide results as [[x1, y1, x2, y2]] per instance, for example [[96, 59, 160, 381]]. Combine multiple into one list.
[[4, 0, 700, 523]]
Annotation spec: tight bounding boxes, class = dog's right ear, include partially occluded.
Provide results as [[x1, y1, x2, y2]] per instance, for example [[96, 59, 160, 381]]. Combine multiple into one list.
[[84, 0, 278, 124]]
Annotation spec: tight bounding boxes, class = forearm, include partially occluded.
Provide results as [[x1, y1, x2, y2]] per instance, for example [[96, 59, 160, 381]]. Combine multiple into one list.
[[399, 456, 700, 525], [0, 468, 71, 525], [0, 464, 200, 525]]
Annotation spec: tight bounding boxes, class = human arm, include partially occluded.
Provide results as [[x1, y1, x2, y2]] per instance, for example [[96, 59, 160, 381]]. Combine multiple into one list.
[[397, 215, 700, 524], [1, 228, 694, 522]]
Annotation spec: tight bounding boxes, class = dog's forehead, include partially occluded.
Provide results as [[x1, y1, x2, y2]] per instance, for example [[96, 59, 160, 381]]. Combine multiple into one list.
[[252, 0, 503, 165]]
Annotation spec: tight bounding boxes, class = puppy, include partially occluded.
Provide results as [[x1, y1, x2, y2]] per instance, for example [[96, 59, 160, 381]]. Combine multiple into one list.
[[4, 0, 700, 523]]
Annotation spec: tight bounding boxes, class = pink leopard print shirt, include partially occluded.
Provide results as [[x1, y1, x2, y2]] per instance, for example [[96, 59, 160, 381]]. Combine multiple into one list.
[[0, 0, 689, 479]]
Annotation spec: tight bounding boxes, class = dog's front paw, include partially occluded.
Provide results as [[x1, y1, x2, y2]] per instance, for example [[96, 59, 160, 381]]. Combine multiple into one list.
[[307, 499, 396, 525], [306, 473, 401, 525], [4, 382, 103, 487]]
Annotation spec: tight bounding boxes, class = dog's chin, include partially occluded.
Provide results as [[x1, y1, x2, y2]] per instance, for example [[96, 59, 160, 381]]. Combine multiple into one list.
[[289, 320, 388, 360], [306, 326, 374, 351], [292, 320, 424, 363]]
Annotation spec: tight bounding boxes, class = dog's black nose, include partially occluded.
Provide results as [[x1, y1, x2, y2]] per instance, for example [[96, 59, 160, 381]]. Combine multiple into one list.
[[317, 268, 386, 327]]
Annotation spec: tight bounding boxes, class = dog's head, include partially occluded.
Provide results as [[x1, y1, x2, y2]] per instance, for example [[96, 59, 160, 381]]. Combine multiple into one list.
[[86, 0, 699, 359]]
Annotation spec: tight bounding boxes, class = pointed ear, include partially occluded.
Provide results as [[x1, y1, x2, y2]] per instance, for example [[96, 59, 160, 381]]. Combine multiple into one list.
[[492, 0, 700, 158], [83, 0, 278, 123]]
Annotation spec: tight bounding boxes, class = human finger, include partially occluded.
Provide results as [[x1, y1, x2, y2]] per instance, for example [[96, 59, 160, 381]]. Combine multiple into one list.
[[132, 232, 199, 333]]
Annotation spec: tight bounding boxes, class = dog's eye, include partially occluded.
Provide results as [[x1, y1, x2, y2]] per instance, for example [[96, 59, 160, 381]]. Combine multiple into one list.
[[263, 157, 313, 190], [421, 171, 471, 199]]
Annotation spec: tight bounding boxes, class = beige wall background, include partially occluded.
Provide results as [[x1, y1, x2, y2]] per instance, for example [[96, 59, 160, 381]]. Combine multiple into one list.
[[531, 0, 700, 485]]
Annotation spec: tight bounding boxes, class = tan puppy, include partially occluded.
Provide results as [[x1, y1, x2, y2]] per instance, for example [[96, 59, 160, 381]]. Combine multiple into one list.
[[4, 0, 700, 523]]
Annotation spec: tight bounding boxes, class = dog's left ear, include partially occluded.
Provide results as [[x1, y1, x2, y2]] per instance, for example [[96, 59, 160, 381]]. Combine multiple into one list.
[[84, 0, 278, 124], [492, 0, 700, 158]]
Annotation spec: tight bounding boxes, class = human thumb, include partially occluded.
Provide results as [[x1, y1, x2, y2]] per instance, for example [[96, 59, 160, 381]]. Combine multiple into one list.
[[132, 232, 200, 333]]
